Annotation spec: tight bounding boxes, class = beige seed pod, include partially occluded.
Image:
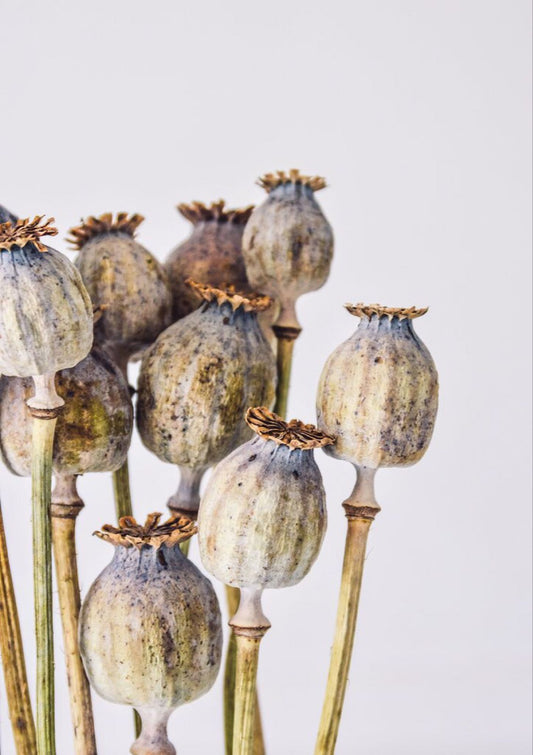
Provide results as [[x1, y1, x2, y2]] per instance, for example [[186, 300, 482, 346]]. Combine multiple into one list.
[[165, 200, 255, 320], [0, 345, 133, 478], [68, 213, 172, 372], [317, 303, 439, 479], [198, 406, 334, 590], [79, 513, 222, 755], [0, 216, 93, 385], [242, 169, 334, 334], [137, 282, 277, 515]]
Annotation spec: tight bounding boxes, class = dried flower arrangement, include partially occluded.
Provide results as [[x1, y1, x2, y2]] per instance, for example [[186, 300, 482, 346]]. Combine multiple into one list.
[[0, 172, 438, 755]]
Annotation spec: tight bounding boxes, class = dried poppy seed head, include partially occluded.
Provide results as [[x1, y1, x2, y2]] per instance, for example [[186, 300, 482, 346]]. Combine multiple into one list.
[[0, 216, 93, 379], [242, 168, 333, 333], [186, 279, 272, 313], [95, 512, 197, 550], [317, 302, 438, 471], [198, 407, 329, 590], [165, 200, 255, 320], [70, 212, 172, 370]]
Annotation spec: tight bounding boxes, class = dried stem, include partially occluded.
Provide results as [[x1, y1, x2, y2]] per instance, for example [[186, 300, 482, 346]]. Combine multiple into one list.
[[51, 474, 97, 755], [230, 588, 270, 755], [30, 411, 58, 755], [0, 499, 37, 754], [314, 468, 380, 754], [273, 330, 299, 419], [113, 458, 133, 521]]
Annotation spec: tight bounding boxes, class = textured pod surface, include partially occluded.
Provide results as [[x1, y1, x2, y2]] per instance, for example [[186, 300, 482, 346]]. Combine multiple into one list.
[[242, 170, 333, 330], [0, 205, 17, 224], [165, 201, 253, 320], [0, 347, 133, 477], [317, 305, 439, 469], [198, 408, 333, 589], [0, 218, 93, 377], [79, 521, 222, 712], [137, 288, 276, 469], [71, 215, 172, 361]]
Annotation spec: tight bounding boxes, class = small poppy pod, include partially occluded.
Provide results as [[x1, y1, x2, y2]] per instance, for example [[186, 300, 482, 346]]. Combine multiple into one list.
[[165, 200, 254, 320], [0, 345, 133, 478], [317, 304, 439, 470], [79, 514, 222, 755], [136, 282, 277, 513], [242, 169, 334, 334], [198, 407, 335, 589], [68, 213, 172, 371], [0, 216, 93, 381]]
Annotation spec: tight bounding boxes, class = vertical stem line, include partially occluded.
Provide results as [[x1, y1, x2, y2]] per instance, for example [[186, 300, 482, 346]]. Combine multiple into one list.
[[273, 336, 296, 419], [314, 515, 374, 755], [31, 413, 58, 755], [112, 458, 133, 521], [0, 499, 37, 754], [232, 632, 264, 755], [51, 475, 97, 755]]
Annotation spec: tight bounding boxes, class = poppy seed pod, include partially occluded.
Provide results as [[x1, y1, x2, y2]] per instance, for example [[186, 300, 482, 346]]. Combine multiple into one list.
[[68, 213, 172, 372], [0, 205, 17, 224], [242, 169, 334, 335], [137, 282, 276, 515], [198, 406, 335, 591], [165, 200, 254, 320], [79, 514, 222, 755], [0, 217, 93, 395], [317, 304, 439, 477], [0, 345, 133, 478]]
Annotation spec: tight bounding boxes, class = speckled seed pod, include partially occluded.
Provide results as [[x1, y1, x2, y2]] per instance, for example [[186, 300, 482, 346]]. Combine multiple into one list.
[[317, 304, 439, 473], [80, 514, 222, 755], [198, 407, 335, 589], [68, 213, 172, 372], [0, 345, 133, 477], [0, 205, 17, 224], [242, 169, 334, 334], [137, 282, 276, 514], [165, 200, 254, 320], [0, 217, 93, 383]]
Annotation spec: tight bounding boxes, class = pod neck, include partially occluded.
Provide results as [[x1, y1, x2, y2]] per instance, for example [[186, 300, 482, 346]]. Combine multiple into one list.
[[131, 707, 176, 755]]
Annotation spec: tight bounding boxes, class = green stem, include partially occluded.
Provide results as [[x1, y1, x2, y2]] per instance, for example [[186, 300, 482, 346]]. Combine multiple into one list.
[[31, 413, 58, 755], [113, 458, 133, 521], [232, 633, 263, 755], [0, 499, 37, 754], [273, 333, 298, 419]]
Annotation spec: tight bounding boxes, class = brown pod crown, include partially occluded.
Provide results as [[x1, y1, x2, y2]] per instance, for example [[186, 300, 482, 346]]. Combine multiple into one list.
[[245, 406, 335, 450], [165, 200, 255, 320], [0, 215, 58, 253], [95, 513, 197, 550]]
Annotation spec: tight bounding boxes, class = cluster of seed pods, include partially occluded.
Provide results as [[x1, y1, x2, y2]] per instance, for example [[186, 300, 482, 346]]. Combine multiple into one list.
[[0, 171, 438, 755]]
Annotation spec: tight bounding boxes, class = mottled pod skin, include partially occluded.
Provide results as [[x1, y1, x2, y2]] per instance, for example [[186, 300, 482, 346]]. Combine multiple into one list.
[[317, 304, 439, 471], [0, 346, 133, 477], [137, 283, 276, 512], [242, 170, 334, 332], [198, 407, 335, 589], [0, 205, 17, 224], [0, 217, 93, 378], [80, 514, 222, 755], [165, 201, 254, 320], [68, 213, 172, 369]]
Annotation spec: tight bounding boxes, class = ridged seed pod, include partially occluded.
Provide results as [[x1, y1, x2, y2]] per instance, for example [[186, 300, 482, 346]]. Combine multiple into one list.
[[68, 213, 172, 372], [137, 282, 276, 514], [80, 514, 222, 755], [0, 345, 133, 478], [242, 169, 334, 334], [0, 216, 93, 386], [165, 200, 254, 320], [317, 304, 439, 477], [198, 406, 334, 590]]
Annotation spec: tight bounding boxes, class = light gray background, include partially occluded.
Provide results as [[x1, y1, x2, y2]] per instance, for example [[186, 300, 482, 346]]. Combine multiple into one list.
[[0, 1, 531, 753]]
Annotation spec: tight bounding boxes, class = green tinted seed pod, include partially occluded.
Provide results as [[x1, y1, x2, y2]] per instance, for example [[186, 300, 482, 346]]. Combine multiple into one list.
[[242, 169, 334, 334], [198, 406, 335, 590], [0, 346, 133, 478], [0, 217, 93, 385], [165, 201, 254, 320], [80, 514, 222, 755], [137, 282, 276, 515], [68, 213, 172, 371], [317, 304, 439, 475]]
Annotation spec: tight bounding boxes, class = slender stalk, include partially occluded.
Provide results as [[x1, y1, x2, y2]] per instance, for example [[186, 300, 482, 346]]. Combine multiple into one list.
[[112, 458, 133, 521], [30, 410, 58, 755], [273, 332, 298, 419], [51, 474, 97, 755], [230, 588, 270, 755], [0, 499, 37, 754], [314, 467, 380, 755]]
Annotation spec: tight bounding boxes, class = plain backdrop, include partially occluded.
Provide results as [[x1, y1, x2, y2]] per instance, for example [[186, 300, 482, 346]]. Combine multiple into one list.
[[0, 1, 531, 753]]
